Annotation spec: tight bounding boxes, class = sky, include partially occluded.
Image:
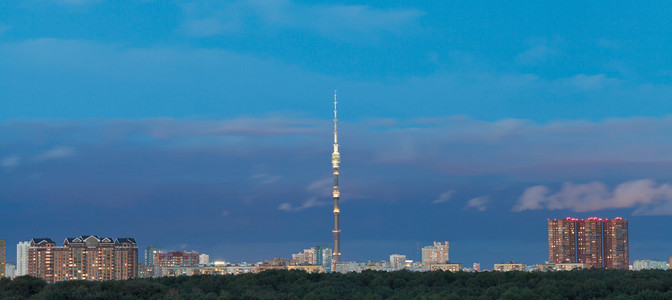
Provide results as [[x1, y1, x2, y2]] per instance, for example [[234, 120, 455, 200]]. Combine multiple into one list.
[[2, 0, 672, 268]]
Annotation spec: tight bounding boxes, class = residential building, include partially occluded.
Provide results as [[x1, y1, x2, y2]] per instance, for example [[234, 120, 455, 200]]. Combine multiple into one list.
[[154, 251, 199, 267], [422, 241, 449, 264], [145, 245, 163, 266], [548, 217, 577, 263], [5, 263, 16, 279], [427, 263, 462, 272], [577, 217, 603, 268], [633, 260, 668, 271], [548, 217, 629, 269], [16, 241, 29, 276], [28, 236, 138, 283], [0, 238, 5, 278], [390, 254, 406, 270], [199, 254, 209, 265], [604, 217, 629, 269], [494, 262, 526, 272]]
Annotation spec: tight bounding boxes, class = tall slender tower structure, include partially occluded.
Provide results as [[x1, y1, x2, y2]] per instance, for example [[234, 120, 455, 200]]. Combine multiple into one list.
[[331, 90, 341, 266]]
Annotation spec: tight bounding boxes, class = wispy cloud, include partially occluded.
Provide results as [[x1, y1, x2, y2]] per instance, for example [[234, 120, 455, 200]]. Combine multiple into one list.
[[465, 196, 489, 211], [432, 190, 454, 204], [516, 45, 559, 66], [1, 155, 20, 168], [278, 197, 329, 212], [512, 179, 672, 215], [179, 0, 424, 38], [34, 146, 76, 162]]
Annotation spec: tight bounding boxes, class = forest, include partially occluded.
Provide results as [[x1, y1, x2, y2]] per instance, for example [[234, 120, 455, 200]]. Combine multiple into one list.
[[1, 269, 672, 299]]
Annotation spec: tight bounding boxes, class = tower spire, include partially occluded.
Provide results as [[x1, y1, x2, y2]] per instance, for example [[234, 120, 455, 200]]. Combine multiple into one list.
[[331, 90, 341, 268]]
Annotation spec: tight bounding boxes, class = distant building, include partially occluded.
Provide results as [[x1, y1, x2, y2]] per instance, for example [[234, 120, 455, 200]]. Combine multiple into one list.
[[603, 218, 629, 269], [494, 262, 526, 272], [199, 254, 210, 265], [28, 236, 138, 283], [153, 251, 200, 278], [633, 260, 668, 271], [473, 263, 481, 272], [548, 217, 629, 269], [422, 241, 449, 264], [670, 256, 672, 270], [16, 241, 30, 276], [145, 245, 163, 266], [577, 217, 604, 268], [154, 251, 199, 268], [532, 263, 587, 272], [287, 265, 325, 273], [390, 254, 406, 270], [5, 263, 16, 279], [0, 239, 5, 278], [427, 263, 462, 272], [314, 245, 332, 272], [548, 217, 577, 264]]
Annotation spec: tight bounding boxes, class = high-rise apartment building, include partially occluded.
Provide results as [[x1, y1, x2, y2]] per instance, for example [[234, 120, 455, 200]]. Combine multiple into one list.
[[577, 217, 604, 268], [548, 218, 577, 264], [0, 238, 5, 278], [145, 245, 163, 266], [422, 241, 450, 264], [548, 217, 628, 269], [16, 241, 30, 276], [28, 236, 138, 283], [603, 217, 629, 269]]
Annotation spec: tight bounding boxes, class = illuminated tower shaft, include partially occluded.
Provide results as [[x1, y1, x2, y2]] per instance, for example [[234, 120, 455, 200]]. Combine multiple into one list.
[[331, 91, 341, 265]]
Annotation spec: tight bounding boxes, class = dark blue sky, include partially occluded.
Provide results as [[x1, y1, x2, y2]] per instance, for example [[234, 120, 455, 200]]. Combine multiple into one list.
[[2, 0, 672, 268]]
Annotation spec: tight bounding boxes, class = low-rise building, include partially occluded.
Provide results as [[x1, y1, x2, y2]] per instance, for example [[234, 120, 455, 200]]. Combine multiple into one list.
[[494, 262, 526, 272], [633, 259, 668, 271]]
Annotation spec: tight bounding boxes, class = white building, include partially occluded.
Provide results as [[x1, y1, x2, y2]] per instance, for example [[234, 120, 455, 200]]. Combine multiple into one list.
[[389, 254, 406, 270], [421, 241, 449, 264], [633, 259, 668, 271], [5, 263, 16, 279], [199, 254, 210, 265], [16, 241, 29, 276]]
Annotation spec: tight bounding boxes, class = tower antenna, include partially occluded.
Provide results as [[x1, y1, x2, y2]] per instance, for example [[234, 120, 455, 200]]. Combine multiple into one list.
[[332, 90, 341, 269]]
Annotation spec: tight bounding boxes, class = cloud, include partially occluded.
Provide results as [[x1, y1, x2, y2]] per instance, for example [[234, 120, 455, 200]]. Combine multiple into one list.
[[554, 74, 621, 91], [34, 146, 76, 161], [432, 190, 454, 204], [278, 197, 329, 212], [221, 210, 231, 217], [2, 155, 21, 168], [516, 45, 559, 65], [465, 196, 489, 211], [178, 0, 424, 38], [512, 179, 672, 214]]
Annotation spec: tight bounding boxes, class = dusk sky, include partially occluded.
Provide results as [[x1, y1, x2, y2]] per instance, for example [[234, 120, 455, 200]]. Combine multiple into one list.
[[2, 0, 672, 267]]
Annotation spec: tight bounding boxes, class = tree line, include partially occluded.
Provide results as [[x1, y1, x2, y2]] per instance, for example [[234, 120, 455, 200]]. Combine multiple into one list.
[[2, 269, 672, 299]]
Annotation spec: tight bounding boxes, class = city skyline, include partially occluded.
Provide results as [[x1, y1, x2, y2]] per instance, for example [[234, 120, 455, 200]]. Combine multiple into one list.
[[2, 0, 672, 267]]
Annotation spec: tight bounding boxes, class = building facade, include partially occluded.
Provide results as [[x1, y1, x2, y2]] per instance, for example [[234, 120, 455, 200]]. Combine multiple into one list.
[[28, 236, 138, 283], [0, 238, 5, 278], [603, 217, 629, 269], [199, 254, 209, 265], [145, 245, 162, 266], [548, 218, 577, 264], [422, 241, 449, 264], [153, 251, 199, 277], [547, 217, 629, 269], [577, 217, 604, 268], [16, 241, 30, 276], [633, 259, 668, 271]]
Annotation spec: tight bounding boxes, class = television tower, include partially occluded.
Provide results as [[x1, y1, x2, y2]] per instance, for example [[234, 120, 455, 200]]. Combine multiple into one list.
[[331, 90, 341, 266]]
